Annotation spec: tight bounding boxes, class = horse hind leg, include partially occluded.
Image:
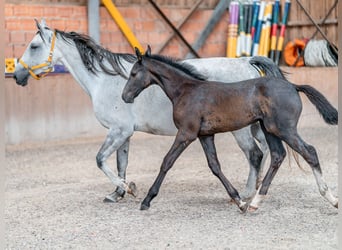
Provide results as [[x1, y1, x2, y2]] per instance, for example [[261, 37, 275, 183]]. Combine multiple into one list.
[[282, 132, 338, 208], [232, 128, 263, 201], [248, 132, 286, 212], [251, 122, 269, 187], [199, 135, 247, 212]]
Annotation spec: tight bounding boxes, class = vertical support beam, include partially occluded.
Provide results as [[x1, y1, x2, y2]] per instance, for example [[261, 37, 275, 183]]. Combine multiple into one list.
[[88, 0, 100, 43]]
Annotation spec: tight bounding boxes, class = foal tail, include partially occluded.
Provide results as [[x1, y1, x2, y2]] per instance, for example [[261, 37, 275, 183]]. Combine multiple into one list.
[[295, 84, 338, 125]]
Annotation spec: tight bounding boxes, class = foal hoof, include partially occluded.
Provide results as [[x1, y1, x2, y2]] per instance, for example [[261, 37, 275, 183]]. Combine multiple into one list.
[[127, 182, 137, 197], [140, 203, 150, 211]]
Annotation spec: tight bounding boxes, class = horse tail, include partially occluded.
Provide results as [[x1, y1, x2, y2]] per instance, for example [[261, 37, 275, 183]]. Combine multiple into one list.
[[295, 84, 338, 125], [249, 56, 288, 80]]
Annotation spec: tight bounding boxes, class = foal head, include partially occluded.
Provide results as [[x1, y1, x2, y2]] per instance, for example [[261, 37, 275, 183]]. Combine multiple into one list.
[[122, 46, 153, 103], [13, 19, 59, 86]]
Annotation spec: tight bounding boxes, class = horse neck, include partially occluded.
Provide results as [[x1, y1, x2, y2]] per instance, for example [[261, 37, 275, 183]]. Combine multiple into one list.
[[147, 59, 194, 102], [55, 37, 102, 96]]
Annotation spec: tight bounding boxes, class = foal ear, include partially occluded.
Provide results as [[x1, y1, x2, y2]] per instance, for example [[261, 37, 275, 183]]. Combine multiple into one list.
[[146, 45, 151, 56], [135, 47, 143, 62]]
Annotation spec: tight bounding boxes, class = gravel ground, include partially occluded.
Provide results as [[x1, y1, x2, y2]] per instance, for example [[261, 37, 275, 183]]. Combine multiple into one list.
[[5, 125, 338, 249]]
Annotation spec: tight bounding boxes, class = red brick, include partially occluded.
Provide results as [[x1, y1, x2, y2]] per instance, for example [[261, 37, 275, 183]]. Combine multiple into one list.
[[5, 45, 14, 58], [57, 7, 74, 18], [5, 31, 11, 44], [13, 5, 30, 16], [6, 19, 20, 31], [64, 19, 80, 32], [141, 20, 156, 32], [72, 6, 87, 18], [50, 19, 66, 30], [120, 7, 140, 20], [13, 45, 27, 58], [5, 4, 13, 17], [43, 7, 58, 17], [10, 31, 26, 43], [25, 32, 37, 43], [28, 5, 44, 17]]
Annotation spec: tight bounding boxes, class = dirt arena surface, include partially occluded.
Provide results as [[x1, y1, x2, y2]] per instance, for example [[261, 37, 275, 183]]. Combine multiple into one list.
[[5, 124, 338, 249]]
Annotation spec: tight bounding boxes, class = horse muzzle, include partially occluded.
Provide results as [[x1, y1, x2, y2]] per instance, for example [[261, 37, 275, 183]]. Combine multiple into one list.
[[13, 71, 29, 87]]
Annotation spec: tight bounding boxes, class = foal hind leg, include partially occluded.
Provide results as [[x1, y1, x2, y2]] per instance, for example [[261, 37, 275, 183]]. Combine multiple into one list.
[[249, 132, 286, 211], [96, 128, 137, 202], [199, 135, 247, 212], [232, 128, 263, 200], [282, 132, 338, 208]]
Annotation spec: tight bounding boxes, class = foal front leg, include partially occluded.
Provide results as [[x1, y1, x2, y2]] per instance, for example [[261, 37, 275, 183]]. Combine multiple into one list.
[[199, 135, 247, 212], [140, 134, 194, 210]]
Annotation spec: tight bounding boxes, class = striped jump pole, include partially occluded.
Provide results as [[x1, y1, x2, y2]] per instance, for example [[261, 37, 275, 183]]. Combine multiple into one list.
[[244, 3, 253, 56], [269, 0, 280, 61], [227, 1, 239, 58], [236, 2, 245, 57], [252, 1, 265, 56], [275, 0, 291, 65], [260, 2, 273, 56]]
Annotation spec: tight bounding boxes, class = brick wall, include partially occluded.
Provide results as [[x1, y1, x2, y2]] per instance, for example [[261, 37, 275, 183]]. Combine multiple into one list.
[[5, 3, 228, 59], [5, 1, 338, 60]]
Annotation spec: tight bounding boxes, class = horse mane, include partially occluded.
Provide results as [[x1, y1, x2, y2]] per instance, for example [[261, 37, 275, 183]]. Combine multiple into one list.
[[146, 54, 207, 81], [55, 29, 136, 78]]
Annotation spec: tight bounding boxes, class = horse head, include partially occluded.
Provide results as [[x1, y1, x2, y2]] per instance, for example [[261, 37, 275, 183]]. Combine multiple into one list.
[[13, 19, 59, 86], [122, 46, 153, 103]]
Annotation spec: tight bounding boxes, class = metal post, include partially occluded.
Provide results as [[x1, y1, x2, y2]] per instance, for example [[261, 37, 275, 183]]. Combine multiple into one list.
[[88, 0, 100, 43]]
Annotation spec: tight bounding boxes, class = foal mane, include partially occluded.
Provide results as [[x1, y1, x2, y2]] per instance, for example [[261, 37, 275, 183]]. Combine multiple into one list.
[[55, 30, 136, 78], [146, 54, 207, 81]]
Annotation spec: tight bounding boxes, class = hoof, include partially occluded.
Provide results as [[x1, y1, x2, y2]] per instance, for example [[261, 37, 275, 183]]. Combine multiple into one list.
[[247, 205, 258, 213], [140, 203, 150, 211], [127, 182, 137, 197], [103, 195, 120, 203], [239, 203, 248, 214], [103, 190, 125, 203], [334, 202, 338, 208]]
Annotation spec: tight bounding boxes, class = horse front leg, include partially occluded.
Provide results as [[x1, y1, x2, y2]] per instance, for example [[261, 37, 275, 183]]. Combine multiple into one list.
[[140, 133, 195, 210], [96, 128, 137, 202], [104, 139, 132, 202]]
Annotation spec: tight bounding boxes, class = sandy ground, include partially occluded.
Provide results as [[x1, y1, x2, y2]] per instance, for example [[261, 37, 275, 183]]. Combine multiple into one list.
[[5, 125, 338, 249]]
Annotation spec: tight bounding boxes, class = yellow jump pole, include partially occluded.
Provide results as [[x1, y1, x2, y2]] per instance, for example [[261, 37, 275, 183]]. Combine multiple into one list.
[[102, 0, 144, 53]]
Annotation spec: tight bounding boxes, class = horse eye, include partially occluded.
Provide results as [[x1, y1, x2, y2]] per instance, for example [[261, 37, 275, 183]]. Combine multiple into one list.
[[30, 44, 40, 50]]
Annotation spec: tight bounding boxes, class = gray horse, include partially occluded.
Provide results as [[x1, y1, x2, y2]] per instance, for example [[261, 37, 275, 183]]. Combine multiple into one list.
[[13, 19, 285, 202]]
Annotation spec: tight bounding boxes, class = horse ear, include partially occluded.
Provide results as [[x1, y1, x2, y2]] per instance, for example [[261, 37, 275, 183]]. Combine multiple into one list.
[[135, 47, 142, 62], [146, 45, 151, 56], [35, 18, 42, 31]]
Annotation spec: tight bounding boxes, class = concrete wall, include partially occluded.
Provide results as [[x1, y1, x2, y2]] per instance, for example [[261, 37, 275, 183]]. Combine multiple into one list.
[[5, 67, 338, 144]]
